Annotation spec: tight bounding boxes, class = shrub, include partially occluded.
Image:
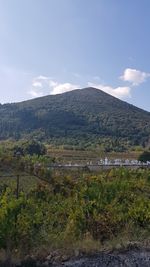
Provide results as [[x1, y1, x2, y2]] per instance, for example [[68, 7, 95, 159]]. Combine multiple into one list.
[[138, 151, 150, 162]]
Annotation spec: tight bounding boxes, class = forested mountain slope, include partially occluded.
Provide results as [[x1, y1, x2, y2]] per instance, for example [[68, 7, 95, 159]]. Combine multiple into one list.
[[0, 87, 150, 150]]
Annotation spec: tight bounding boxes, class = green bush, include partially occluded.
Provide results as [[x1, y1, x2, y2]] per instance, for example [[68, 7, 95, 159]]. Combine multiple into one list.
[[13, 140, 47, 156], [0, 168, 150, 263], [138, 151, 150, 162]]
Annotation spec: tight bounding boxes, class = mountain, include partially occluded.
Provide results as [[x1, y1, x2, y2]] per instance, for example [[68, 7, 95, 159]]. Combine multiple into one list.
[[0, 87, 150, 151]]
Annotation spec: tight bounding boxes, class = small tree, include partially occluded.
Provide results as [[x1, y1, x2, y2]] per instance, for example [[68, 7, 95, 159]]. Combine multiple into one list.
[[13, 140, 47, 157], [23, 140, 46, 156]]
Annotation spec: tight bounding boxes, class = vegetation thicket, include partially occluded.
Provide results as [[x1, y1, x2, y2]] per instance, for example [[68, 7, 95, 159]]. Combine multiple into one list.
[[138, 151, 150, 162], [13, 140, 47, 156], [0, 147, 150, 265]]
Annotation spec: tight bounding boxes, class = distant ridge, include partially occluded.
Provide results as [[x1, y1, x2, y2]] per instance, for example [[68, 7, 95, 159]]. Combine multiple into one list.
[[0, 87, 150, 150]]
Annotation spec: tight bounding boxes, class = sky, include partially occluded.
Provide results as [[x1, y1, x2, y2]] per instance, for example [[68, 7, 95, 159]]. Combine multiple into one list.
[[0, 0, 150, 111]]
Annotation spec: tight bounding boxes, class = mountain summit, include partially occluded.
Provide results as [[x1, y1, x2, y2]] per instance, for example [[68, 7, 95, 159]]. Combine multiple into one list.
[[0, 87, 150, 150]]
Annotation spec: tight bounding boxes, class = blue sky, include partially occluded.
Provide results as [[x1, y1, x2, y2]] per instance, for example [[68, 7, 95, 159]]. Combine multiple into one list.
[[0, 0, 150, 111]]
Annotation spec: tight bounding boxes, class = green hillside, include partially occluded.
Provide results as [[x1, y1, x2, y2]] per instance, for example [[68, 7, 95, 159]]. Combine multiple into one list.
[[0, 87, 150, 150]]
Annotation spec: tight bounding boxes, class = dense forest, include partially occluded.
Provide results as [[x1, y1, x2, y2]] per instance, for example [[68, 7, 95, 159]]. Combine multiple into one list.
[[0, 88, 150, 151]]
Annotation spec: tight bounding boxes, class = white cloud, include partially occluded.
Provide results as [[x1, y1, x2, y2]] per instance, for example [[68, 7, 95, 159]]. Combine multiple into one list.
[[120, 68, 150, 85], [49, 80, 58, 87], [28, 76, 48, 98], [88, 82, 131, 99], [28, 74, 132, 100], [28, 89, 44, 98], [36, 75, 51, 80], [50, 82, 79, 95], [28, 76, 79, 98], [32, 81, 43, 87], [29, 70, 143, 100]]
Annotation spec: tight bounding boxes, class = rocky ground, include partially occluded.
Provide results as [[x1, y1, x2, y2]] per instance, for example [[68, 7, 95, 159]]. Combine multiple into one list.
[[61, 248, 150, 267], [1, 246, 150, 267], [19, 247, 150, 267]]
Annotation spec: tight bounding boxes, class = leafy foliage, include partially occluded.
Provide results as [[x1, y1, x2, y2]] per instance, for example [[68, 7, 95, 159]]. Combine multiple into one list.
[[13, 140, 47, 156], [0, 163, 150, 263], [0, 188, 44, 263], [138, 151, 150, 162]]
